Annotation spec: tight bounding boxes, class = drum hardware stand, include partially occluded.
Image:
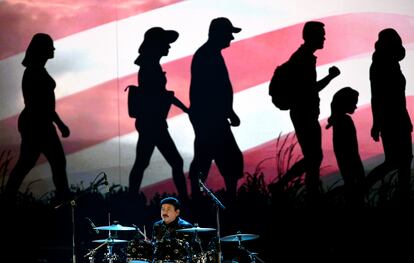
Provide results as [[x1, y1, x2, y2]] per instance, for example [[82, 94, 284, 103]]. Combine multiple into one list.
[[193, 223, 204, 253], [191, 222, 205, 261], [102, 175, 122, 263], [235, 235, 265, 263], [132, 224, 149, 241], [54, 171, 108, 263], [198, 176, 226, 263], [88, 227, 120, 263], [103, 238, 119, 263], [84, 241, 108, 263]]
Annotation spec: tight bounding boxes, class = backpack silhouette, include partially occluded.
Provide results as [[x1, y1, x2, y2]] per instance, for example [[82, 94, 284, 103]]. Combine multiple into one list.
[[268, 60, 294, 110], [125, 85, 142, 118], [125, 85, 173, 119]]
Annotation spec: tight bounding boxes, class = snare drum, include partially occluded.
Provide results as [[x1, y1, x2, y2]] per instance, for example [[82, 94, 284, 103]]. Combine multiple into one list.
[[127, 239, 153, 263], [153, 238, 190, 263]]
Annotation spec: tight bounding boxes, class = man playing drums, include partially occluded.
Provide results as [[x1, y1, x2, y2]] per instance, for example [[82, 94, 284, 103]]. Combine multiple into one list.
[[152, 197, 193, 262]]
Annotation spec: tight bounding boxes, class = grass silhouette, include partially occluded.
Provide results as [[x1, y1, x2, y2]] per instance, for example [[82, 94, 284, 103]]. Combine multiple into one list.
[[0, 145, 413, 262]]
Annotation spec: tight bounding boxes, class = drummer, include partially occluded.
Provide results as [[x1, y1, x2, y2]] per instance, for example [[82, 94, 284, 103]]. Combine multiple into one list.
[[152, 197, 193, 242]]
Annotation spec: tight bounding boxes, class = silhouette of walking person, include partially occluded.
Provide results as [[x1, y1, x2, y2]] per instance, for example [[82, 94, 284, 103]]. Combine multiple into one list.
[[188, 17, 244, 202], [5, 33, 71, 203], [366, 28, 413, 202], [129, 27, 189, 201], [326, 87, 365, 207], [279, 21, 340, 203]]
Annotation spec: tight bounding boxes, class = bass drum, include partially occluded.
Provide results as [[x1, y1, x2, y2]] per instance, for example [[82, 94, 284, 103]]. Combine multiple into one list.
[[191, 249, 217, 263], [126, 239, 153, 263], [153, 238, 190, 263]]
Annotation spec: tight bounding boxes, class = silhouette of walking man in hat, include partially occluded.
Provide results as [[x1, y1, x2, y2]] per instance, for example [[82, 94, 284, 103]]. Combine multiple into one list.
[[188, 17, 244, 202]]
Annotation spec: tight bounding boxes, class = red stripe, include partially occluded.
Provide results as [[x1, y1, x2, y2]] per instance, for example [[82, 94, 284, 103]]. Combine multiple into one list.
[[0, 0, 182, 60], [141, 97, 414, 197], [1, 13, 413, 167]]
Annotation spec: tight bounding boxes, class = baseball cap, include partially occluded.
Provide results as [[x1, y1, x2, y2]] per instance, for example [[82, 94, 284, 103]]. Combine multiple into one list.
[[209, 17, 241, 36], [160, 197, 181, 210]]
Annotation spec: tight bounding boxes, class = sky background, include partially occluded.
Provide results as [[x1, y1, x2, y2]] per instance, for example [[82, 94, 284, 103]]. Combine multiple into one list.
[[0, 0, 413, 199]]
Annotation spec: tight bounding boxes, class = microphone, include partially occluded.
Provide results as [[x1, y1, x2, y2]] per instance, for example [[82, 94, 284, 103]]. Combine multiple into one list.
[[103, 173, 108, 186], [85, 217, 99, 234], [95, 173, 108, 187], [198, 172, 204, 192]]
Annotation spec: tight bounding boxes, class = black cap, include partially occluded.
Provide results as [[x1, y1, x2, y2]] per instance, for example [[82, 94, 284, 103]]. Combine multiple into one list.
[[160, 197, 180, 210], [139, 27, 179, 53], [209, 17, 241, 36]]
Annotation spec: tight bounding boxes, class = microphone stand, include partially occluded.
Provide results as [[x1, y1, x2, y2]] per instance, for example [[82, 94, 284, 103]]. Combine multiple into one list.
[[54, 172, 108, 263], [198, 179, 225, 263]]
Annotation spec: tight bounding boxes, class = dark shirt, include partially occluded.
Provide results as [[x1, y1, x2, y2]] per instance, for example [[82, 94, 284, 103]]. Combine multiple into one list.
[[136, 60, 172, 130], [138, 61, 167, 95], [189, 42, 234, 126], [370, 57, 412, 133], [152, 217, 193, 242], [19, 66, 56, 133], [289, 45, 319, 115], [332, 114, 364, 182]]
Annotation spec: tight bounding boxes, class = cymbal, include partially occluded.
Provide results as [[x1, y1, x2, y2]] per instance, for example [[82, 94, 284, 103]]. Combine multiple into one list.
[[220, 233, 259, 242], [94, 224, 135, 231], [92, 238, 128, 243], [176, 226, 216, 233]]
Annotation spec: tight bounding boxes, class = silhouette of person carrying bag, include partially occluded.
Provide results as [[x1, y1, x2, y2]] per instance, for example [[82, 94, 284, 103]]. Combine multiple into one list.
[[273, 22, 340, 204], [128, 27, 189, 201], [5, 33, 71, 202]]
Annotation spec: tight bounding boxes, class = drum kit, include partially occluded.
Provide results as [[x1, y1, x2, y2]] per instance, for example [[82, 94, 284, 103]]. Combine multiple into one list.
[[84, 223, 263, 263]]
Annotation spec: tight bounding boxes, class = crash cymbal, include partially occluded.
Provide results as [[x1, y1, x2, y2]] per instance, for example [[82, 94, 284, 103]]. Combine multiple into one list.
[[92, 238, 128, 243], [176, 226, 216, 233], [220, 233, 259, 242], [94, 224, 135, 231]]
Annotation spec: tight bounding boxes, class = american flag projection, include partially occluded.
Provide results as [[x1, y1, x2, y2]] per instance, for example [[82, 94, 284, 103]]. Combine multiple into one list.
[[0, 0, 413, 199]]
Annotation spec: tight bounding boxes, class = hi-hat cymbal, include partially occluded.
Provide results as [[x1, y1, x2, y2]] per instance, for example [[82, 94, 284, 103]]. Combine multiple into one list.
[[92, 238, 128, 243], [176, 226, 216, 233], [94, 224, 135, 231], [220, 233, 259, 242]]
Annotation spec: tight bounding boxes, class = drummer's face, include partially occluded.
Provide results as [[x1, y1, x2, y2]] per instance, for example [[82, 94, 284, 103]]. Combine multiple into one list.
[[161, 204, 179, 224]]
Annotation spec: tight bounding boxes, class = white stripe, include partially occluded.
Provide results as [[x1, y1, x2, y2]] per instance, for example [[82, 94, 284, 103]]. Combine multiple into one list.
[[1, 0, 414, 119], [21, 50, 414, 198]]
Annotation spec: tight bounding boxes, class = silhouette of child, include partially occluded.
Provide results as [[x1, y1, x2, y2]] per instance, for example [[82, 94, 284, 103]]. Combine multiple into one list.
[[326, 87, 365, 207]]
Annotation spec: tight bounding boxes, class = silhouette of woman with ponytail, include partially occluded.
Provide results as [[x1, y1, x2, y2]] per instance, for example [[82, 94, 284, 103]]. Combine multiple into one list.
[[5, 33, 71, 202], [367, 28, 413, 201]]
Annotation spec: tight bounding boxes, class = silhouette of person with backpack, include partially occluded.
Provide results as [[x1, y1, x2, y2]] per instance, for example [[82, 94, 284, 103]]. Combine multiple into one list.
[[366, 28, 413, 202], [5, 33, 71, 202], [326, 87, 366, 207], [188, 17, 244, 202], [277, 21, 340, 203], [129, 27, 189, 201]]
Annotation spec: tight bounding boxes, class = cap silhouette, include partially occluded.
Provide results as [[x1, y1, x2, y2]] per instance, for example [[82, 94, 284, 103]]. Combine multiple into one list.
[[209, 17, 241, 36], [139, 27, 179, 53]]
